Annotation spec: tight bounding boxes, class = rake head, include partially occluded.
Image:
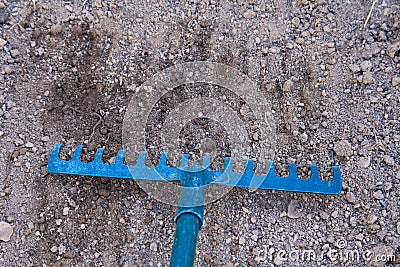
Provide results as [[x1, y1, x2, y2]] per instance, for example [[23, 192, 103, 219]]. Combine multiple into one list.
[[48, 144, 342, 195]]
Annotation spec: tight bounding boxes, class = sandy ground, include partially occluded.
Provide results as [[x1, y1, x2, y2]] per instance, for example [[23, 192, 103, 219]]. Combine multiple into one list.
[[0, 0, 399, 266]]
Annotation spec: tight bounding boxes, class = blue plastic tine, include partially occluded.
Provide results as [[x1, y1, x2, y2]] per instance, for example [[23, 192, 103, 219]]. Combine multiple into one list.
[[310, 164, 319, 180], [115, 150, 125, 165], [202, 156, 211, 168], [288, 162, 297, 178], [180, 154, 189, 168], [51, 143, 63, 159], [266, 161, 276, 177], [245, 159, 254, 172], [137, 151, 147, 165], [94, 148, 105, 162], [71, 146, 84, 161], [159, 152, 168, 166], [223, 157, 232, 171]]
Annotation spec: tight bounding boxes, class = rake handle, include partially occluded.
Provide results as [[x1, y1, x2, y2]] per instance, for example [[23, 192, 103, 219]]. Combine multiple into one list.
[[170, 168, 207, 267], [170, 211, 202, 267]]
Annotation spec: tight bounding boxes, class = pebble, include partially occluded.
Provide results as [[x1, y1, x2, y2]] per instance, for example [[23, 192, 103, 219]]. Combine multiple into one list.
[[291, 17, 300, 28], [397, 222, 400, 234], [0, 222, 13, 242], [283, 79, 294, 92], [360, 60, 372, 72], [10, 49, 20, 58], [357, 157, 370, 168], [58, 244, 66, 255], [50, 246, 58, 253], [99, 188, 110, 197], [0, 38, 7, 47], [243, 9, 256, 19], [387, 41, 400, 58], [273, 254, 283, 265], [362, 71, 375, 85], [333, 140, 353, 158], [365, 214, 378, 225], [50, 24, 64, 35], [345, 192, 356, 204], [299, 132, 308, 142], [348, 64, 360, 73], [372, 190, 384, 200], [25, 142, 34, 148], [3, 65, 13, 74], [62, 207, 69, 216], [382, 155, 394, 166], [41, 136, 50, 142], [287, 199, 300, 219], [392, 77, 400, 87], [238, 237, 245, 245], [150, 242, 157, 252]]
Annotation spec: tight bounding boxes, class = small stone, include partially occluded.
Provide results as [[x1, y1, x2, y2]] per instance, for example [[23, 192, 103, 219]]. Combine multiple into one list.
[[41, 136, 50, 142], [98, 188, 110, 197], [397, 222, 400, 234], [273, 254, 283, 265], [345, 192, 356, 204], [283, 79, 294, 92], [382, 155, 394, 166], [251, 234, 258, 241], [357, 157, 370, 168], [287, 199, 300, 219], [320, 211, 329, 220], [333, 140, 353, 159], [0, 221, 13, 242], [372, 190, 384, 200], [4, 188, 11, 195], [360, 60, 372, 72], [58, 244, 66, 255], [50, 246, 58, 253], [291, 17, 300, 27], [365, 214, 378, 225], [362, 72, 375, 85], [62, 207, 69, 216], [25, 142, 34, 148], [238, 237, 245, 245], [299, 132, 308, 142], [50, 24, 64, 35], [55, 219, 62, 226], [150, 242, 157, 252], [349, 64, 360, 73], [392, 77, 400, 87], [3, 65, 13, 74], [243, 9, 256, 19], [387, 41, 400, 58], [0, 38, 7, 47], [10, 49, 20, 58]]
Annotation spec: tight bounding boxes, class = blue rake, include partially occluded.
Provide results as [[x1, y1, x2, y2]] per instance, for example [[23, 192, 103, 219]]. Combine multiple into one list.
[[47, 144, 342, 266]]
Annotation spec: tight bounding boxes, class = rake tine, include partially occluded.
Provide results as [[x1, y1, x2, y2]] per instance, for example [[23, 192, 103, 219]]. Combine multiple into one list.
[[288, 162, 298, 179], [93, 148, 105, 163], [136, 151, 148, 166], [71, 145, 84, 161], [158, 152, 168, 167], [180, 154, 189, 168], [115, 150, 125, 165], [202, 156, 211, 168]]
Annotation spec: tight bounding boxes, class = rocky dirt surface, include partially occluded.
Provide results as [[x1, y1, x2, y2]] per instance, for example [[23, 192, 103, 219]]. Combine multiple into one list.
[[1, 0, 399, 266]]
